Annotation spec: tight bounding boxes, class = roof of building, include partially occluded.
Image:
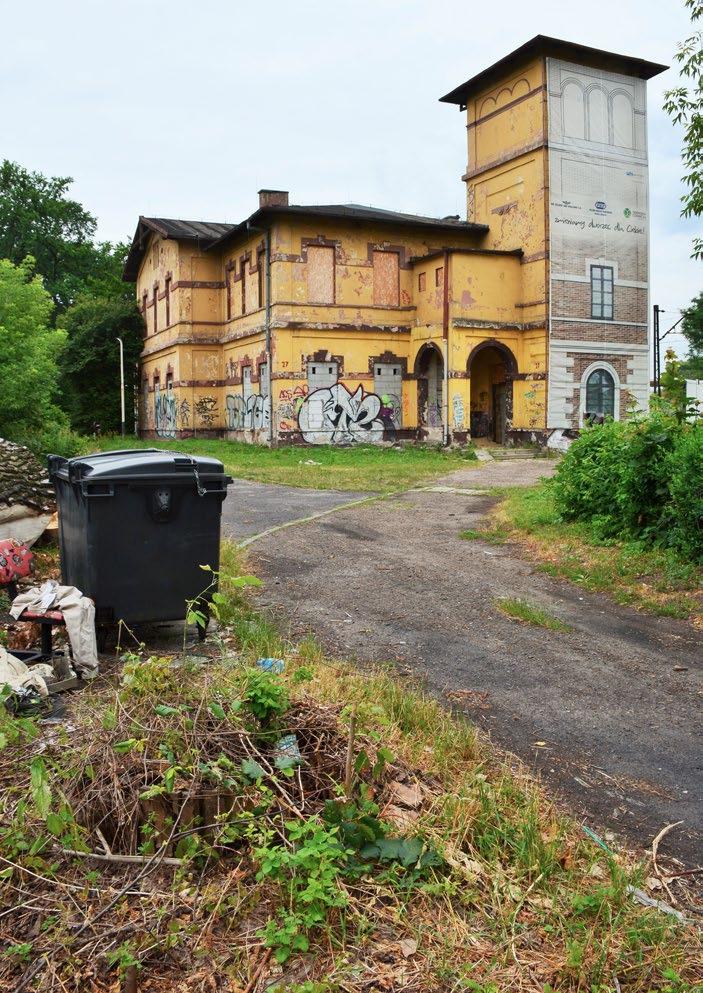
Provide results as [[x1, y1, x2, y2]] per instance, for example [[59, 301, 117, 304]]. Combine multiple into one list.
[[123, 216, 235, 281], [205, 202, 487, 252], [439, 35, 668, 106], [123, 205, 488, 280]]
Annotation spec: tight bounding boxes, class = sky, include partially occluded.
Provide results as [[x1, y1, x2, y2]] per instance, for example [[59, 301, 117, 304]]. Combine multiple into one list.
[[3, 0, 701, 356]]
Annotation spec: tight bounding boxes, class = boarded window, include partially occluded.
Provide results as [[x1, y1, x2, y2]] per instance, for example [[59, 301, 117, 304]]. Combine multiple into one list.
[[308, 360, 338, 391], [242, 367, 252, 399], [373, 251, 399, 306], [374, 362, 402, 427], [165, 276, 171, 327], [435, 266, 444, 287], [259, 362, 269, 397], [307, 245, 335, 304], [257, 250, 265, 309], [418, 272, 426, 292]]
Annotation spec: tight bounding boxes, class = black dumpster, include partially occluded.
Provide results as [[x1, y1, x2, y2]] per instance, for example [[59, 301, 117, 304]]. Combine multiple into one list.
[[48, 450, 232, 628]]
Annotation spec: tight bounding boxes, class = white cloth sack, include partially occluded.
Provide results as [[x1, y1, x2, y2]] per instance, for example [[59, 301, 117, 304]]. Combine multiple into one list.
[[10, 580, 99, 679], [0, 646, 50, 697]]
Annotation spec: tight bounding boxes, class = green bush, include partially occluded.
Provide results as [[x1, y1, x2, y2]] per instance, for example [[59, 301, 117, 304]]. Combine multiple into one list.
[[552, 405, 702, 563], [665, 428, 703, 562], [8, 425, 88, 461]]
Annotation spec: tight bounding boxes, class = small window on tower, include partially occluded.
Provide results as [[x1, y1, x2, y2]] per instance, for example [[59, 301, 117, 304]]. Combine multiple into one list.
[[591, 265, 614, 320], [435, 266, 444, 287], [418, 272, 426, 292]]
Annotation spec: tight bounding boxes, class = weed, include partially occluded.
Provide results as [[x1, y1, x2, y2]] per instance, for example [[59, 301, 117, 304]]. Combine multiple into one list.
[[243, 667, 289, 722], [459, 527, 507, 545], [495, 597, 572, 632], [255, 817, 349, 962]]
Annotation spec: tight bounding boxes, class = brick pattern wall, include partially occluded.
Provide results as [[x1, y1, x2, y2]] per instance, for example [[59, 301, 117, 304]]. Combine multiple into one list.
[[553, 280, 646, 325], [551, 320, 647, 345], [564, 351, 636, 428]]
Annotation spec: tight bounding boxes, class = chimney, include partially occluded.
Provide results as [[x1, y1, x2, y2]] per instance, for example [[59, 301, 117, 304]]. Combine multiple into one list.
[[258, 189, 289, 209]]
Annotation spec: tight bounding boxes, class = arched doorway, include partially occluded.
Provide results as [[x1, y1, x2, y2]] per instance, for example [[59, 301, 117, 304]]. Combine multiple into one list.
[[414, 344, 444, 434], [468, 341, 517, 444]]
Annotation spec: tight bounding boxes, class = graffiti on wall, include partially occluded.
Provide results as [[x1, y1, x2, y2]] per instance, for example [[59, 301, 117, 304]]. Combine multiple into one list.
[[225, 393, 271, 432], [195, 396, 218, 427], [378, 393, 401, 430], [452, 394, 465, 430], [298, 383, 385, 445], [154, 383, 177, 438]]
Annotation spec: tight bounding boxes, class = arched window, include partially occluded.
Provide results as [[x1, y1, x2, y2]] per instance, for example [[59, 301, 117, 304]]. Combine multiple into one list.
[[585, 369, 615, 421], [611, 91, 634, 148], [562, 81, 585, 139], [587, 86, 608, 143]]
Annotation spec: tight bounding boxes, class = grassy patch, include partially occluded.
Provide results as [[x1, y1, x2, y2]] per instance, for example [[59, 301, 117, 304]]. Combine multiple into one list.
[[495, 596, 572, 631], [1, 541, 701, 990], [459, 526, 508, 545], [85, 434, 477, 493], [494, 484, 703, 624]]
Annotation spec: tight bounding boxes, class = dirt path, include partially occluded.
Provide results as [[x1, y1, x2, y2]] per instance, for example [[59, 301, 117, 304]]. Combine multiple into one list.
[[248, 458, 703, 865]]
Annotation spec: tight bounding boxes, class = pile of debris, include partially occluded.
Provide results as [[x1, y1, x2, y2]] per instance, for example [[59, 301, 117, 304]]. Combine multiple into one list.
[[0, 438, 56, 545]]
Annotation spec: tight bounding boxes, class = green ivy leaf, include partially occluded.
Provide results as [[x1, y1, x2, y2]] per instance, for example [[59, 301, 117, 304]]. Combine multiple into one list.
[[46, 812, 63, 837], [29, 757, 51, 818], [241, 758, 265, 781], [154, 704, 181, 717]]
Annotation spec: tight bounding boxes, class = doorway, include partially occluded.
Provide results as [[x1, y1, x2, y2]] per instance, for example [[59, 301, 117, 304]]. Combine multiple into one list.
[[468, 341, 516, 443], [415, 344, 444, 435]]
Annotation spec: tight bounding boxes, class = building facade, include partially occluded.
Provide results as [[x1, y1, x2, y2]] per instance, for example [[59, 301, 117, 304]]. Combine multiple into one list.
[[125, 36, 665, 446]]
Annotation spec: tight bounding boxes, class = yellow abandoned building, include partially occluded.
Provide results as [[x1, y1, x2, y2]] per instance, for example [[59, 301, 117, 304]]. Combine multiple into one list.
[[124, 36, 665, 446]]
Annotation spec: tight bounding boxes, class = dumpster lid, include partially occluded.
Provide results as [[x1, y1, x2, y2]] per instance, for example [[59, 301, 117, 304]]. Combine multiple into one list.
[[50, 449, 228, 482]]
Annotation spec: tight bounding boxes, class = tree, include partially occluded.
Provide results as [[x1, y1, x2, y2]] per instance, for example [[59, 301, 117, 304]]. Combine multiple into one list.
[[0, 257, 67, 435], [664, 0, 703, 259], [660, 348, 687, 406], [59, 295, 144, 434], [678, 291, 703, 380], [0, 160, 128, 314]]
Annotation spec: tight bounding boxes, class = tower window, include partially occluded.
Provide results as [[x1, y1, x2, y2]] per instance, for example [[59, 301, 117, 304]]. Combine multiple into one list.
[[591, 265, 614, 320], [585, 368, 615, 421]]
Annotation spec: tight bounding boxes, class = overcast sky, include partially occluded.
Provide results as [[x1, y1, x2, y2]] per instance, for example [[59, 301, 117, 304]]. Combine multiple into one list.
[[3, 0, 700, 355]]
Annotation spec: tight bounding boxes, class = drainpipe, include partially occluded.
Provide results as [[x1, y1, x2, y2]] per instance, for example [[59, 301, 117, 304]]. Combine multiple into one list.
[[442, 249, 450, 446], [247, 220, 273, 445]]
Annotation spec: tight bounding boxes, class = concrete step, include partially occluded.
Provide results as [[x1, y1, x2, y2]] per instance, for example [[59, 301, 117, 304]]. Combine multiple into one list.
[[489, 447, 543, 460]]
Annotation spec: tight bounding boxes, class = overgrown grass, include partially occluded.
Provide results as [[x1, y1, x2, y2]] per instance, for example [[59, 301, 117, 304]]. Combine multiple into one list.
[[1, 540, 701, 991], [82, 434, 477, 492], [495, 596, 572, 632], [492, 484, 703, 623]]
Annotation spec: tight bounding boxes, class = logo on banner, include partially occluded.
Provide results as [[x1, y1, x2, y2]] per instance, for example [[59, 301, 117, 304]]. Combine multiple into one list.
[[623, 207, 632, 218], [595, 201, 607, 211]]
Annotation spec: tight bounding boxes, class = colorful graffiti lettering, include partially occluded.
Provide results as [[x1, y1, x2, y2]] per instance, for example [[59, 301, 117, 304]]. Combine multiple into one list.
[[154, 383, 177, 438], [278, 385, 308, 402], [179, 399, 191, 428], [452, 394, 465, 430], [379, 393, 401, 430], [195, 396, 218, 427], [225, 393, 271, 431], [298, 383, 385, 445]]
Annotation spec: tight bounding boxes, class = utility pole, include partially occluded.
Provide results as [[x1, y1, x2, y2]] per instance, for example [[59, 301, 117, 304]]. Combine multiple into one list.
[[116, 337, 126, 437], [652, 306, 685, 396], [653, 304, 661, 395]]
